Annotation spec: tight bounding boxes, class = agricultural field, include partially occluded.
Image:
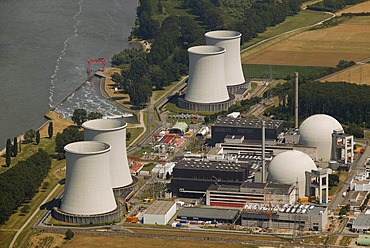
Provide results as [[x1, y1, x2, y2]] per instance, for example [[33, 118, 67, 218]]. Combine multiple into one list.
[[242, 16, 370, 67], [320, 63, 370, 85], [338, 0, 370, 14]]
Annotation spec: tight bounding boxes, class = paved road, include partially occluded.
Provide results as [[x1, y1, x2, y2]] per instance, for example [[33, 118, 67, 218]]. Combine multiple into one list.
[[9, 182, 62, 248], [329, 141, 370, 210]]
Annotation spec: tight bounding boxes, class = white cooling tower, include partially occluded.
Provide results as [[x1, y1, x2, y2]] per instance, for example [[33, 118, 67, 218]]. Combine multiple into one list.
[[83, 119, 132, 189], [205, 30, 245, 89], [185, 45, 230, 104], [61, 141, 117, 215]]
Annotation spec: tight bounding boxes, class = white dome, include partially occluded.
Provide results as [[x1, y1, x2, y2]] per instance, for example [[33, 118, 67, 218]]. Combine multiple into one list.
[[268, 150, 317, 197], [299, 114, 343, 161]]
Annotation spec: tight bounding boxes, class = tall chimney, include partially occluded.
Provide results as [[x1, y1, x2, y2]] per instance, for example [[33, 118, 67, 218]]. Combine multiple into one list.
[[262, 120, 266, 183], [295, 72, 299, 129]]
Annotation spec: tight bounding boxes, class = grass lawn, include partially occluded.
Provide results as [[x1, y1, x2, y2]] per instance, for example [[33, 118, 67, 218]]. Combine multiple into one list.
[[243, 64, 329, 80], [126, 127, 144, 147], [329, 172, 348, 195], [150, 0, 199, 24], [241, 10, 332, 50]]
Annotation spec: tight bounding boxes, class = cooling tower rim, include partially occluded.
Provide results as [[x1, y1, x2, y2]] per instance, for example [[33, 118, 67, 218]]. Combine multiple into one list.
[[64, 141, 111, 155], [82, 118, 127, 131], [205, 30, 242, 40], [188, 45, 225, 55]]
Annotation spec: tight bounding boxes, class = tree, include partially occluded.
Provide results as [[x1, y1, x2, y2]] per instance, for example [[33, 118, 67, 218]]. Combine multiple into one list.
[[21, 205, 30, 214], [48, 122, 53, 138], [5, 153, 11, 167], [329, 174, 340, 187], [24, 129, 36, 143], [35, 130, 40, 145], [88, 111, 103, 120], [55, 126, 84, 157], [65, 229, 74, 240], [6, 139, 11, 158], [126, 132, 132, 140], [71, 109, 88, 127], [12, 137, 18, 157]]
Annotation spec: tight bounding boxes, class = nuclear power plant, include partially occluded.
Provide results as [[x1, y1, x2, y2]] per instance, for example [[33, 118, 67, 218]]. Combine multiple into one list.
[[205, 30, 249, 94], [52, 141, 122, 224], [52, 119, 138, 224], [83, 119, 136, 196], [178, 30, 249, 112]]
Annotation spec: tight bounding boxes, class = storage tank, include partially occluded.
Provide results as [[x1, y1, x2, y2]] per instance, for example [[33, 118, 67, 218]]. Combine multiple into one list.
[[185, 45, 229, 104], [83, 119, 133, 189], [61, 141, 117, 215], [299, 114, 343, 162], [205, 30, 246, 93]]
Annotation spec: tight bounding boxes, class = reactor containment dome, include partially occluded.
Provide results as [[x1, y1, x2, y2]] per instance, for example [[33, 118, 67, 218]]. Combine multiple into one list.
[[268, 150, 317, 197], [178, 45, 235, 112], [83, 119, 133, 190], [298, 114, 343, 162], [61, 141, 117, 215], [205, 30, 248, 94]]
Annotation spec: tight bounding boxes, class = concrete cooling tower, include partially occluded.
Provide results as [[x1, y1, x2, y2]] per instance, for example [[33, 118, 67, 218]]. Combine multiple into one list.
[[178, 45, 235, 112], [53, 141, 122, 224], [205, 30, 248, 94], [83, 119, 133, 191]]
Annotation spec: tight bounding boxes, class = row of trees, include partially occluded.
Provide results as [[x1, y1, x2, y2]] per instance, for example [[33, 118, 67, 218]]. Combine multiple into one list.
[[0, 149, 51, 224], [71, 109, 103, 127], [55, 126, 84, 159], [307, 0, 367, 12]]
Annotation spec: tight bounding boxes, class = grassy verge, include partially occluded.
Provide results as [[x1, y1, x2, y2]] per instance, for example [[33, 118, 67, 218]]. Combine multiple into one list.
[[126, 127, 144, 147], [243, 64, 329, 79], [329, 172, 348, 195], [340, 236, 352, 246]]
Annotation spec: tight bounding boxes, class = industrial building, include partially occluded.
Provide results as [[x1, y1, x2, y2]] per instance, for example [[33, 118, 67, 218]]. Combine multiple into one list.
[[177, 207, 240, 224], [353, 215, 370, 232], [168, 160, 251, 198], [241, 204, 327, 231], [178, 45, 235, 112], [331, 129, 354, 164], [305, 168, 331, 204], [299, 114, 344, 162], [52, 141, 122, 224], [211, 117, 284, 144], [143, 201, 177, 225], [206, 181, 296, 208], [83, 119, 136, 196], [205, 30, 249, 94], [151, 162, 176, 179]]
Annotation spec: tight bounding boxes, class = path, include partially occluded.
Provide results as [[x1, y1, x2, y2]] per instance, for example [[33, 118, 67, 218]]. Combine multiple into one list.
[[9, 183, 62, 248], [241, 11, 336, 55]]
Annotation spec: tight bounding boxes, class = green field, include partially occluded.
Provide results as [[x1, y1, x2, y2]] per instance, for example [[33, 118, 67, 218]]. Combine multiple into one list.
[[241, 9, 332, 49], [243, 64, 329, 79], [150, 0, 199, 24]]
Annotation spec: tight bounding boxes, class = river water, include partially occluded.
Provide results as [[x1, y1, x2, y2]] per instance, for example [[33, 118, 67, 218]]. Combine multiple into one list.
[[0, 0, 137, 149]]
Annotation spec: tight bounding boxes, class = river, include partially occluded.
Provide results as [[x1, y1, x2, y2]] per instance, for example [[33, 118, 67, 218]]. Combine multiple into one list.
[[0, 0, 137, 149]]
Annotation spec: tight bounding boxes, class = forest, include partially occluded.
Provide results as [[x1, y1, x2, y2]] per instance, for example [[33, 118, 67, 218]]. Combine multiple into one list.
[[307, 0, 368, 12], [264, 79, 370, 137], [112, 0, 303, 107], [0, 149, 51, 224]]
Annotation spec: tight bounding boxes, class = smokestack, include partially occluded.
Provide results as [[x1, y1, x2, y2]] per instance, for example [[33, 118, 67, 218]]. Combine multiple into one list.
[[295, 72, 299, 129], [262, 120, 266, 183]]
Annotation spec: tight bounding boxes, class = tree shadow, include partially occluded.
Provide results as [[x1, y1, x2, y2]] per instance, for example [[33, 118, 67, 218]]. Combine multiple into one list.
[[40, 198, 61, 210]]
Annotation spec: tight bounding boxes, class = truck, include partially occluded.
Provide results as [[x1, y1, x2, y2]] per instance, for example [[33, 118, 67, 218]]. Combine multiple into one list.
[[342, 192, 347, 197]]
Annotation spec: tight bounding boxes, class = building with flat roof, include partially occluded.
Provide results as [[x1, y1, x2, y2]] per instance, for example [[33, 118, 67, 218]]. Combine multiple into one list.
[[177, 207, 240, 224], [206, 182, 296, 208], [353, 215, 370, 232], [241, 204, 327, 231], [168, 160, 251, 198], [211, 117, 284, 144], [143, 201, 177, 225]]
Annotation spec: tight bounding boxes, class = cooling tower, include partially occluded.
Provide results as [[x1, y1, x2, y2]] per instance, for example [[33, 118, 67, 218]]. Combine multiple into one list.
[[83, 119, 132, 189], [179, 45, 235, 112], [205, 30, 248, 94], [186, 45, 229, 103], [61, 141, 117, 215]]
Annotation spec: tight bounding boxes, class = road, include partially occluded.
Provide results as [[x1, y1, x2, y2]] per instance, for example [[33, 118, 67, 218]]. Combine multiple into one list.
[[9, 182, 62, 248], [328, 141, 370, 210]]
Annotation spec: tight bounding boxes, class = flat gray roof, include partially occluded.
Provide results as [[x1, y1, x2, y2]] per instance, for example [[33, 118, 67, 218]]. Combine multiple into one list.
[[213, 117, 283, 129], [177, 207, 239, 220], [354, 215, 370, 228], [145, 201, 175, 215]]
